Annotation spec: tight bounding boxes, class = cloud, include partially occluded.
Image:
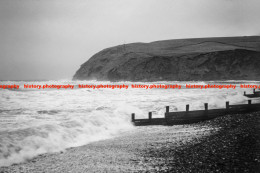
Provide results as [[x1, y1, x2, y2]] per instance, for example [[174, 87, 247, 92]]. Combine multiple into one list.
[[0, 0, 259, 80]]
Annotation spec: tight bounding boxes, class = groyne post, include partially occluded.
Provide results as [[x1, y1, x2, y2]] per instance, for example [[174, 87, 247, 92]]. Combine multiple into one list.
[[166, 106, 169, 113], [186, 104, 189, 112], [205, 103, 208, 111], [165, 106, 170, 121], [226, 101, 229, 109], [131, 113, 135, 122], [149, 112, 152, 120], [205, 103, 208, 116]]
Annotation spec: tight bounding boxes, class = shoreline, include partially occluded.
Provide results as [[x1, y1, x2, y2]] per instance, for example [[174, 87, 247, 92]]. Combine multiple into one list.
[[0, 112, 259, 172]]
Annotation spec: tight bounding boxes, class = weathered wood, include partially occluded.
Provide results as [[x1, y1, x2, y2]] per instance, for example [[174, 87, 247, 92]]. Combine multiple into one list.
[[166, 106, 169, 113], [133, 118, 166, 126], [132, 102, 260, 126], [131, 113, 135, 122], [166, 109, 226, 119], [149, 112, 152, 120], [244, 90, 260, 98], [244, 94, 260, 98], [228, 103, 260, 109], [186, 104, 189, 112], [204, 103, 208, 117], [229, 104, 249, 108], [205, 103, 208, 111], [226, 101, 229, 109]]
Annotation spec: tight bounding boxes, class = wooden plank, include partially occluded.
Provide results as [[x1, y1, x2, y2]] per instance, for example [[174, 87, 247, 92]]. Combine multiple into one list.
[[230, 104, 260, 109], [133, 118, 166, 126], [166, 109, 226, 118], [244, 93, 260, 98], [134, 118, 165, 122]]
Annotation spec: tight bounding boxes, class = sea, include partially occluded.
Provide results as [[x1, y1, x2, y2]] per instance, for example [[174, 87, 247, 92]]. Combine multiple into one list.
[[0, 80, 260, 167]]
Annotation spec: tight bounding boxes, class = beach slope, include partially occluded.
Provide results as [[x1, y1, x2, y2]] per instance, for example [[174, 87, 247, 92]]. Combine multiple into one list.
[[0, 112, 259, 172]]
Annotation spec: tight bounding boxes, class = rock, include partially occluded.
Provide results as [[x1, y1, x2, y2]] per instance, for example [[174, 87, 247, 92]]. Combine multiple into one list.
[[73, 36, 260, 81]]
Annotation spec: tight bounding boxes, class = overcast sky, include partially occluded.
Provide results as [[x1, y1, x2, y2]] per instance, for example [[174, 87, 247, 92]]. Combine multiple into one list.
[[0, 0, 259, 80]]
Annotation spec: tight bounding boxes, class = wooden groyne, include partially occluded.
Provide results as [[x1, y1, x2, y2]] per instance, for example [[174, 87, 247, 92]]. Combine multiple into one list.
[[131, 100, 260, 126], [244, 89, 260, 98]]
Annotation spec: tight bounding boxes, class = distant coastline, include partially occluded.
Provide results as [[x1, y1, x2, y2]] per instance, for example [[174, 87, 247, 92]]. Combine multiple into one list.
[[73, 36, 260, 81]]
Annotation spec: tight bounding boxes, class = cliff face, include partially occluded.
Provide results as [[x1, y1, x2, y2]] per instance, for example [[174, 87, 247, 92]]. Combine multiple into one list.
[[73, 36, 260, 81]]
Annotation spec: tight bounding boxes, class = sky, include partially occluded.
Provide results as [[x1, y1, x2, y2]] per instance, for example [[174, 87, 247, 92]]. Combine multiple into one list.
[[0, 0, 259, 80]]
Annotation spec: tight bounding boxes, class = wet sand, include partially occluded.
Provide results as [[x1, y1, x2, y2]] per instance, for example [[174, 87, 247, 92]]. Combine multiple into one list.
[[0, 112, 259, 173]]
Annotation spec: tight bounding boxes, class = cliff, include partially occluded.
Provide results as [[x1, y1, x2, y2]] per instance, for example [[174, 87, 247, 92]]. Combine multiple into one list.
[[73, 36, 260, 81]]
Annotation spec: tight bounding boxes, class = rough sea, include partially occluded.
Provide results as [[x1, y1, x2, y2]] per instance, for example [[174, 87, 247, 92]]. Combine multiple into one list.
[[0, 80, 259, 167]]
